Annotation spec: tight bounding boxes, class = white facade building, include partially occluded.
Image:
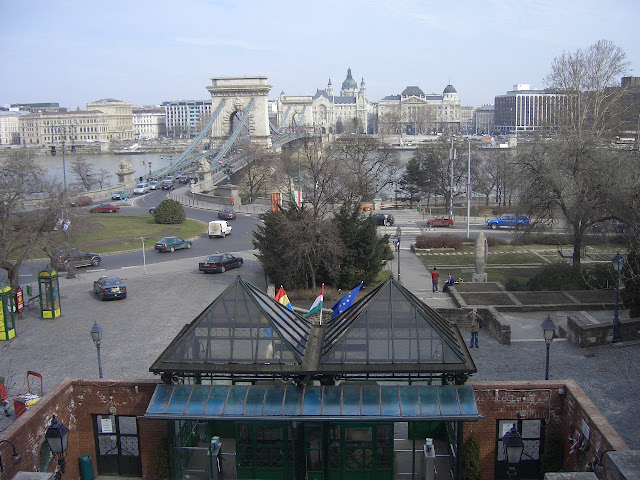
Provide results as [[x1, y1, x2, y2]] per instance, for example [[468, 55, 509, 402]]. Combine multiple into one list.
[[87, 98, 134, 142], [0, 111, 24, 145], [133, 107, 166, 139], [162, 100, 212, 138], [473, 105, 494, 134], [19, 110, 108, 146]]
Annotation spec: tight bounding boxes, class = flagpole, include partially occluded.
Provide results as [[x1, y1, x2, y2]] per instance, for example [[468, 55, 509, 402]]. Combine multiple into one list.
[[319, 284, 324, 325]]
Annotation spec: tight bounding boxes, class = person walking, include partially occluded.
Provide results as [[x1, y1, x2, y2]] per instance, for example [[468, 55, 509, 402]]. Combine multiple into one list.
[[431, 267, 439, 292], [468, 308, 481, 348], [0, 376, 9, 416]]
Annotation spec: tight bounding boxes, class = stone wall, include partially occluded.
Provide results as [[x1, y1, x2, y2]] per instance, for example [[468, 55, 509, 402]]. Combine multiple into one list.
[[563, 315, 640, 347]]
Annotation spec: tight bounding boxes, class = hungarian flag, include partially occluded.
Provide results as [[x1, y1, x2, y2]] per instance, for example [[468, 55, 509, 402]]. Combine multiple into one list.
[[275, 286, 293, 311], [304, 284, 324, 319], [331, 282, 363, 319]]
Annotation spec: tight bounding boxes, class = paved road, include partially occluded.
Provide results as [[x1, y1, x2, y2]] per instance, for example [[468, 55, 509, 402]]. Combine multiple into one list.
[[1, 204, 638, 454]]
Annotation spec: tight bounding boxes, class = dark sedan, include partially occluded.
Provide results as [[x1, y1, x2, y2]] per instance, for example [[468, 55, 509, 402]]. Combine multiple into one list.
[[198, 253, 243, 273], [93, 276, 127, 301], [218, 208, 237, 220], [154, 236, 192, 253], [90, 203, 119, 213], [54, 248, 101, 270], [373, 213, 394, 226]]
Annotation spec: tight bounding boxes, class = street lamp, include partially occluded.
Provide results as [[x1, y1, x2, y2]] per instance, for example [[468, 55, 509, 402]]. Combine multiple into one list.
[[541, 314, 556, 380], [90, 321, 104, 378], [502, 424, 524, 479], [466, 138, 471, 239], [612, 252, 624, 343], [396, 226, 402, 284], [0, 439, 21, 474], [45, 415, 69, 480]]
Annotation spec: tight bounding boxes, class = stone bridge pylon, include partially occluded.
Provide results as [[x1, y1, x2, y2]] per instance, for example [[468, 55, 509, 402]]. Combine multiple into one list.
[[206, 76, 272, 150]]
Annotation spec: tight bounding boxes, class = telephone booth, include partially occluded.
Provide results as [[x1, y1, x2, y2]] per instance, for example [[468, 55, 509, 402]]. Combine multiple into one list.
[[38, 268, 61, 319], [0, 284, 16, 340]]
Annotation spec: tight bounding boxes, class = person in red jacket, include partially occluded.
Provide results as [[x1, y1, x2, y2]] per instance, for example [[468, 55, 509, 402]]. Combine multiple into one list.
[[431, 267, 439, 292], [0, 376, 9, 416]]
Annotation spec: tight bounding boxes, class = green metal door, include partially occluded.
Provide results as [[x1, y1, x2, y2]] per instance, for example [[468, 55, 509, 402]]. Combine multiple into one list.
[[236, 422, 293, 479]]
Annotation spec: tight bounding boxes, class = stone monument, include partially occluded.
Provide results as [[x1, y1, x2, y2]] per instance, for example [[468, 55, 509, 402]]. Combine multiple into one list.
[[472, 231, 488, 282], [195, 157, 213, 193], [115, 159, 135, 187]]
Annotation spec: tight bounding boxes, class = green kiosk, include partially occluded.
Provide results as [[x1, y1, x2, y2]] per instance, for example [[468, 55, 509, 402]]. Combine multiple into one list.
[[0, 284, 16, 341], [38, 268, 61, 319]]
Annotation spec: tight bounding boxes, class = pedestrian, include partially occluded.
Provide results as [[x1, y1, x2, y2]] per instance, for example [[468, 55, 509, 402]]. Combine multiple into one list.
[[468, 308, 481, 348], [431, 267, 439, 292], [0, 376, 9, 416], [442, 273, 455, 293]]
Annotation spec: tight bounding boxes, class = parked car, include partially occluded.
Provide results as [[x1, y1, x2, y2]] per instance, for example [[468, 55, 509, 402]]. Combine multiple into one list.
[[177, 175, 190, 184], [93, 276, 127, 301], [258, 209, 272, 220], [218, 208, 237, 220], [90, 203, 119, 213], [373, 213, 394, 226], [426, 215, 455, 228], [161, 177, 175, 190], [154, 236, 192, 252], [208, 220, 232, 238], [149, 207, 156, 214], [111, 190, 130, 200], [486, 214, 530, 229], [149, 180, 159, 190], [70, 195, 92, 207], [198, 253, 243, 273], [54, 248, 101, 270], [133, 183, 150, 194]]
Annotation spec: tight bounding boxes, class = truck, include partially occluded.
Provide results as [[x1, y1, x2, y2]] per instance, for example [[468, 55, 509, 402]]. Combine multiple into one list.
[[208, 220, 232, 238], [486, 214, 530, 230]]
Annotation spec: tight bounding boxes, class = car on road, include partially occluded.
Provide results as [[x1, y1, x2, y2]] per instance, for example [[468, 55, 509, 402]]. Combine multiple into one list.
[[149, 180, 159, 190], [111, 190, 130, 200], [161, 177, 175, 190], [487, 214, 530, 229], [149, 207, 156, 214], [54, 248, 101, 270], [373, 213, 394, 226], [198, 253, 243, 273], [133, 183, 150, 194], [426, 215, 455, 228], [218, 208, 237, 220], [154, 236, 192, 253], [177, 174, 190, 184], [93, 276, 127, 301], [90, 203, 119, 213], [70, 196, 92, 207], [258, 209, 272, 220]]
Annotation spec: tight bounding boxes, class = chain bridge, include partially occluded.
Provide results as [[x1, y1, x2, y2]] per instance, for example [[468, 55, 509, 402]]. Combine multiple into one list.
[[149, 76, 312, 185]]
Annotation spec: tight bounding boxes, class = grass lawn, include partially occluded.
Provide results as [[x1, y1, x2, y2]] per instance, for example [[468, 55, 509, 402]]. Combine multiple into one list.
[[68, 215, 207, 254]]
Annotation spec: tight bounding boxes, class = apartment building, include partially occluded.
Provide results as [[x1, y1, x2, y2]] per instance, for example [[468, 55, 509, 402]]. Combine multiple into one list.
[[19, 110, 108, 146], [87, 98, 134, 142], [132, 107, 166, 139], [162, 100, 213, 138]]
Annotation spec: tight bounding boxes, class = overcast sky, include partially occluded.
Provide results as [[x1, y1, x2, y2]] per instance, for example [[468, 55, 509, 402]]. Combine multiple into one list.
[[2, 0, 639, 110]]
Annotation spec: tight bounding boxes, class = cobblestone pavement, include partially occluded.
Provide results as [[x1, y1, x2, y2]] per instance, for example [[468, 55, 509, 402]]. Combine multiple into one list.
[[1, 208, 638, 454]]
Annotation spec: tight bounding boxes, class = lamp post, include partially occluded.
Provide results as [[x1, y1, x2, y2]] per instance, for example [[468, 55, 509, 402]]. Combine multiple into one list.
[[466, 138, 471, 239], [0, 439, 21, 474], [45, 415, 69, 480], [612, 252, 624, 343], [502, 424, 524, 479], [53, 125, 73, 251], [396, 226, 402, 284], [541, 314, 556, 380], [90, 321, 103, 378]]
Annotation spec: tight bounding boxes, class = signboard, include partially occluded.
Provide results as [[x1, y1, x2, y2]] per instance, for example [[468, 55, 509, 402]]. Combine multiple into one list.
[[101, 418, 113, 433]]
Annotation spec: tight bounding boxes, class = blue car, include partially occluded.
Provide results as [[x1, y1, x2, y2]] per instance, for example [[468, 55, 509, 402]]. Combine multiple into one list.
[[487, 214, 530, 230], [154, 236, 192, 253], [93, 276, 127, 301]]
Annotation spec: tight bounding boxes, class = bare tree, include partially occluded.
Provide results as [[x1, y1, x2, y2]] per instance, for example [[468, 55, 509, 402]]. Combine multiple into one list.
[[241, 146, 276, 203], [69, 157, 96, 191]]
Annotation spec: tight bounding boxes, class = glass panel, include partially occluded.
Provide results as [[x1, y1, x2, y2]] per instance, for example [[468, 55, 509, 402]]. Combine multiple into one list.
[[147, 385, 173, 414], [345, 427, 372, 442], [399, 386, 420, 416], [262, 386, 285, 416], [98, 435, 118, 455], [418, 387, 440, 416], [380, 387, 400, 416], [185, 385, 211, 415], [119, 436, 139, 456], [204, 387, 229, 416], [522, 419, 541, 438], [282, 386, 303, 416], [438, 386, 460, 416], [303, 386, 322, 416], [225, 386, 248, 415], [322, 386, 341, 416], [361, 385, 380, 416], [342, 386, 361, 416], [118, 416, 137, 435], [243, 386, 266, 416], [457, 385, 479, 415], [166, 385, 192, 414]]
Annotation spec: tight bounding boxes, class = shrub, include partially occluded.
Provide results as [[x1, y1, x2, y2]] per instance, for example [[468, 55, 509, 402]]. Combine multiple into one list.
[[512, 233, 572, 246], [526, 262, 615, 291], [486, 236, 509, 247], [504, 278, 527, 291], [415, 234, 463, 251], [541, 428, 563, 473], [154, 199, 186, 224], [462, 434, 481, 480]]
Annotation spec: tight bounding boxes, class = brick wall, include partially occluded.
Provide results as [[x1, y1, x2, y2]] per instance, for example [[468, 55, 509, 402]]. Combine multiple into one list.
[[467, 380, 629, 480]]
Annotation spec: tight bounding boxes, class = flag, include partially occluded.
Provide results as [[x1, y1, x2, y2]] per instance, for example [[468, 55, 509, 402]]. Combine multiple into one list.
[[304, 284, 324, 319], [275, 286, 293, 311], [331, 282, 363, 319]]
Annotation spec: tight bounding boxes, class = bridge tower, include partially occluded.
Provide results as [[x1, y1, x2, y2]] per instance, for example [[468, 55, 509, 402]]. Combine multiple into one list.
[[206, 76, 272, 150]]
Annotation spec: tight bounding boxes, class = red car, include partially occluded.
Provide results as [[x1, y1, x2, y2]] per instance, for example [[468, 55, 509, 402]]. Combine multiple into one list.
[[90, 203, 119, 213], [70, 196, 92, 207], [426, 215, 454, 227]]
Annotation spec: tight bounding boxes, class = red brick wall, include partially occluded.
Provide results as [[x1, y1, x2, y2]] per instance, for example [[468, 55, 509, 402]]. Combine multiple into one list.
[[466, 380, 629, 480]]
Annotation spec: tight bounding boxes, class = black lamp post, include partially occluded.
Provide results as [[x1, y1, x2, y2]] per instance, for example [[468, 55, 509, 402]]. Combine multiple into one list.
[[0, 439, 21, 474], [541, 314, 556, 380], [502, 424, 524, 479], [612, 252, 624, 343], [45, 415, 69, 480], [90, 321, 103, 378], [396, 226, 402, 284]]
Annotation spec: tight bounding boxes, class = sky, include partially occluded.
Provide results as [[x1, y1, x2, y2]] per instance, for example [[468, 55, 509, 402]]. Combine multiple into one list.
[[2, 0, 639, 110]]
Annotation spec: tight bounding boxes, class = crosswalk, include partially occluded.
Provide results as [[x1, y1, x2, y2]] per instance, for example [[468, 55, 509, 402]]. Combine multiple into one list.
[[377, 211, 424, 251]]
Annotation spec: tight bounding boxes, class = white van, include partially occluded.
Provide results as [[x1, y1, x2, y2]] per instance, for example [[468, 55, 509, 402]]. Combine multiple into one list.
[[208, 220, 232, 238]]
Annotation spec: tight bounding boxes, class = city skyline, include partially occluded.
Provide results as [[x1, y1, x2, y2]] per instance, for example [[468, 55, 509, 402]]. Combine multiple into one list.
[[2, 0, 639, 110]]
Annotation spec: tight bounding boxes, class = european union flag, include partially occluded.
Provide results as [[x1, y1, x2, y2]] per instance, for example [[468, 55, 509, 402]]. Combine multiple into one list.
[[331, 282, 363, 319]]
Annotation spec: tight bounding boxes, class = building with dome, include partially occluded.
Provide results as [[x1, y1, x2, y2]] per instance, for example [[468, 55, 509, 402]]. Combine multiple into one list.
[[377, 84, 462, 136]]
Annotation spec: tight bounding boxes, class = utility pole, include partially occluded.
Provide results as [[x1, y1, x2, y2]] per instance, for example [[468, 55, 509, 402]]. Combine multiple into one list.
[[449, 139, 456, 217], [467, 139, 471, 239]]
